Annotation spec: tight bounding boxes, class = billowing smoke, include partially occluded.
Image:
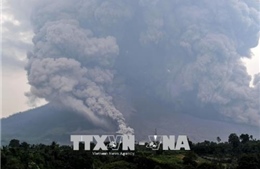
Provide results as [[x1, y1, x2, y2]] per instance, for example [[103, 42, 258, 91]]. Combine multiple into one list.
[[26, 0, 260, 133], [26, 16, 134, 134]]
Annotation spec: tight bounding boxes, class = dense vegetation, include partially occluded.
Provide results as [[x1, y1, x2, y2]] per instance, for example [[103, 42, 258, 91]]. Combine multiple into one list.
[[1, 133, 260, 169]]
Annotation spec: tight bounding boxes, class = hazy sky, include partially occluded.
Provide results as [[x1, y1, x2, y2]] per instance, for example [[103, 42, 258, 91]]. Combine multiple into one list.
[[1, 0, 47, 118], [1, 0, 259, 119]]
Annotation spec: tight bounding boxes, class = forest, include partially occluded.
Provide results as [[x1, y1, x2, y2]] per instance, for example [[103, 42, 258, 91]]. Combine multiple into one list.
[[1, 133, 260, 169]]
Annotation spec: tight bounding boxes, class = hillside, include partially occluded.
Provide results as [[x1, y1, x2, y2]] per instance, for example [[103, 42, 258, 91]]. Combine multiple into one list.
[[1, 104, 115, 145], [1, 103, 259, 145]]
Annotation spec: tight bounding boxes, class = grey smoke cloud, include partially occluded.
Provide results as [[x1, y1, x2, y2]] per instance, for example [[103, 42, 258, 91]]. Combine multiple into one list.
[[26, 0, 260, 133], [27, 18, 133, 134]]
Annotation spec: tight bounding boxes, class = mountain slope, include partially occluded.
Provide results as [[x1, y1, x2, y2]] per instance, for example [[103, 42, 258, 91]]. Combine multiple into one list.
[[1, 104, 113, 145], [1, 103, 259, 145]]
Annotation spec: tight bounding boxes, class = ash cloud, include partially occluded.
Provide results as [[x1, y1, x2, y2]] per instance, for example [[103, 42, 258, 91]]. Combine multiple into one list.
[[26, 0, 260, 133]]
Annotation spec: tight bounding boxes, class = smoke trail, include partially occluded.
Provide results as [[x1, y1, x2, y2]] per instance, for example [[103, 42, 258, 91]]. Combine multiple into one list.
[[26, 0, 260, 132], [26, 18, 133, 134]]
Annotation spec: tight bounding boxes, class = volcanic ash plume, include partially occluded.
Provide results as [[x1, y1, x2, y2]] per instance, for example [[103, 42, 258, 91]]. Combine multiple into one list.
[[26, 19, 133, 134], [26, 0, 260, 133]]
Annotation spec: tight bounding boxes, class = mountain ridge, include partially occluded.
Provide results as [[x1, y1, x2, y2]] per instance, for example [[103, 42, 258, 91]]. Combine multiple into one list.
[[1, 104, 259, 145]]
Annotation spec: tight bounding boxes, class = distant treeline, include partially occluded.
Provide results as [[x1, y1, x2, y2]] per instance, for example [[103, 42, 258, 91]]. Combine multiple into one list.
[[1, 133, 260, 169]]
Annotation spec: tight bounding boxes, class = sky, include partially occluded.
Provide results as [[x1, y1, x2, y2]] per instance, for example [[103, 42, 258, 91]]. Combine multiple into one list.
[[1, 0, 259, 121], [1, 0, 47, 118]]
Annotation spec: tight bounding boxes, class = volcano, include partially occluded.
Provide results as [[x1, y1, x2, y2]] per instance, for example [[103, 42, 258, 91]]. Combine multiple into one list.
[[1, 102, 259, 145]]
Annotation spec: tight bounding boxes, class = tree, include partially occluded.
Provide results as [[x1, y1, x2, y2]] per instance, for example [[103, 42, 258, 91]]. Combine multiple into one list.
[[237, 154, 260, 169], [216, 137, 221, 143], [228, 133, 240, 149], [249, 135, 253, 140], [239, 134, 249, 144], [20, 142, 30, 149], [9, 139, 20, 148], [182, 151, 198, 167], [196, 163, 219, 169]]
